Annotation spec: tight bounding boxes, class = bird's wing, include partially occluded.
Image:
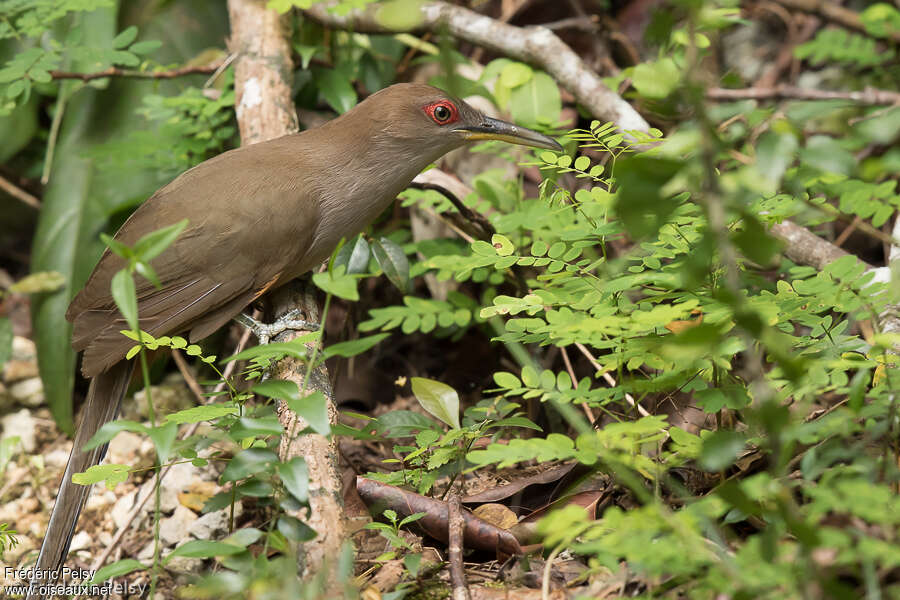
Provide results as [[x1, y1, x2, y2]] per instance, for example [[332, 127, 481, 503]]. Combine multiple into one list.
[[67, 136, 320, 377]]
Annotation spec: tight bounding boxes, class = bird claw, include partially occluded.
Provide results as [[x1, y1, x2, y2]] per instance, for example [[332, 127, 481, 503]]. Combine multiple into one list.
[[234, 309, 320, 344]]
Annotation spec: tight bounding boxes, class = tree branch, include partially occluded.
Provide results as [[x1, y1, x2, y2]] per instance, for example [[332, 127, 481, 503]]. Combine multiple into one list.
[[49, 62, 224, 82], [0, 173, 40, 209], [302, 1, 649, 132], [226, 0, 346, 582], [771, 0, 900, 44], [707, 85, 900, 106]]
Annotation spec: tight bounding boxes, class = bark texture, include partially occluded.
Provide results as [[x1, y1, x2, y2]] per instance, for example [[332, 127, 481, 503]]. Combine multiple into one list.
[[226, 0, 346, 581]]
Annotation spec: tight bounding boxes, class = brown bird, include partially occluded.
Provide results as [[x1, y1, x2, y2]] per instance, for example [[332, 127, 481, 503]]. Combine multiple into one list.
[[28, 83, 560, 596]]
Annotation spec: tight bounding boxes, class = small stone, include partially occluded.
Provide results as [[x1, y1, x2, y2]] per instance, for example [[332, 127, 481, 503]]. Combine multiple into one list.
[[69, 530, 92, 552], [1, 408, 37, 452], [3, 360, 39, 384], [126, 383, 194, 421], [11, 336, 36, 361], [137, 540, 156, 561], [159, 505, 198, 547], [85, 488, 116, 511], [188, 502, 243, 540], [8, 377, 43, 407], [166, 555, 205, 576], [162, 460, 197, 512], [108, 431, 153, 470], [44, 448, 71, 469], [111, 490, 138, 530]]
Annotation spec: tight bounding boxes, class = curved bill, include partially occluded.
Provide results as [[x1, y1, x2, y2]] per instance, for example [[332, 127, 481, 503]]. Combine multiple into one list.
[[455, 116, 562, 151]]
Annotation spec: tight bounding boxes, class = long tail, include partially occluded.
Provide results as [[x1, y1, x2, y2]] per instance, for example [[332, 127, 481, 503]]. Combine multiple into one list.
[[27, 360, 135, 599]]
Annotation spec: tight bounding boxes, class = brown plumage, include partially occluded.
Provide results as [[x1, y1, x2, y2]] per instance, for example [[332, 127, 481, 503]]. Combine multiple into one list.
[[29, 83, 560, 597]]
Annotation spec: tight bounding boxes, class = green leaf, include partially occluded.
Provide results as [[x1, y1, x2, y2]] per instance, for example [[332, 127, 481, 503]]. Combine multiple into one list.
[[72, 464, 131, 490], [490, 416, 542, 430], [312, 265, 359, 301], [110, 270, 139, 333], [226, 335, 317, 363], [293, 44, 319, 70], [277, 457, 309, 503], [252, 381, 330, 435], [285, 391, 331, 436], [253, 379, 300, 401], [699, 431, 745, 472], [132, 219, 188, 262], [372, 237, 410, 293], [499, 62, 533, 88], [164, 540, 245, 563], [223, 528, 264, 548], [0, 318, 11, 371], [404, 552, 423, 577], [221, 448, 278, 482], [631, 58, 681, 99], [410, 377, 461, 429], [129, 40, 162, 56], [278, 515, 316, 541], [614, 155, 683, 238], [315, 67, 357, 114], [90, 559, 146, 584], [755, 129, 798, 185], [531, 241, 548, 257], [508, 71, 561, 126], [323, 333, 390, 358], [733, 214, 780, 265], [491, 234, 515, 256], [112, 26, 139, 49], [493, 371, 521, 388], [229, 416, 283, 439], [83, 420, 147, 451], [147, 421, 178, 464], [375, 0, 425, 30], [334, 235, 371, 275]]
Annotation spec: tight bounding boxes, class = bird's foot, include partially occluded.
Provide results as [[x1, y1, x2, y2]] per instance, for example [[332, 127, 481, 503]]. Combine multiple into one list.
[[234, 309, 320, 344]]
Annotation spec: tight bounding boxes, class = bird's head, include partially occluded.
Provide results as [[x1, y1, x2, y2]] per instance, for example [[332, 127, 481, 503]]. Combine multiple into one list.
[[361, 83, 563, 160]]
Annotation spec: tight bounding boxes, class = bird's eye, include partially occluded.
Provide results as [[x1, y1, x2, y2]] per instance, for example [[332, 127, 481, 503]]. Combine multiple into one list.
[[425, 101, 459, 125]]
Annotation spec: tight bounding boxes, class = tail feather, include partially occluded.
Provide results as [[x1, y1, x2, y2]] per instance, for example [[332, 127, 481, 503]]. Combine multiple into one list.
[[27, 360, 135, 599]]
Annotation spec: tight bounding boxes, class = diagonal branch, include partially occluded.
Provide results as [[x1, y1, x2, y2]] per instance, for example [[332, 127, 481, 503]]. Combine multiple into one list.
[[707, 85, 900, 106], [227, 0, 346, 582], [302, 1, 649, 132], [771, 0, 900, 44], [49, 62, 224, 82]]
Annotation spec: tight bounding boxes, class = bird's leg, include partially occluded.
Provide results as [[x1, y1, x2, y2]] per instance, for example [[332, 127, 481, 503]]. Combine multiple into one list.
[[234, 308, 319, 344]]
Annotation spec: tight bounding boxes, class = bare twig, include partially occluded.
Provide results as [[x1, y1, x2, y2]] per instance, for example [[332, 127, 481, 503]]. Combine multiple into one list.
[[833, 216, 861, 248], [171, 350, 205, 403], [574, 342, 650, 418], [447, 493, 469, 600], [0, 173, 40, 209], [771, 0, 900, 43], [770, 219, 874, 271], [302, 1, 649, 132], [707, 85, 900, 106], [411, 169, 496, 241], [543, 15, 601, 31], [49, 62, 223, 83], [561, 345, 595, 424]]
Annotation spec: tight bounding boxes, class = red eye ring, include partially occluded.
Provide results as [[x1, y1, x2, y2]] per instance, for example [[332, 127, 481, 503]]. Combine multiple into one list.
[[424, 101, 459, 125]]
